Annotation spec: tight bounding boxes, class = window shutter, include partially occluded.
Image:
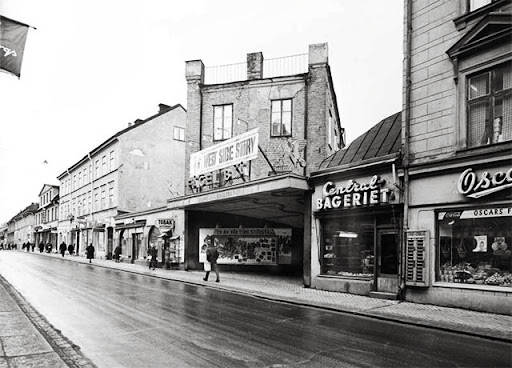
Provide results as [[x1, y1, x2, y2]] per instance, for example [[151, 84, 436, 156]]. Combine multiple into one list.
[[405, 230, 430, 287]]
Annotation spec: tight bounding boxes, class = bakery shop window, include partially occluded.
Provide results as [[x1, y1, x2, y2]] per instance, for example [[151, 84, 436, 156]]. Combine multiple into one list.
[[437, 207, 512, 287], [320, 215, 375, 278]]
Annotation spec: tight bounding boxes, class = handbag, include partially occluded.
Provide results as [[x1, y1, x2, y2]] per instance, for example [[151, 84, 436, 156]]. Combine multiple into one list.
[[204, 262, 211, 271]]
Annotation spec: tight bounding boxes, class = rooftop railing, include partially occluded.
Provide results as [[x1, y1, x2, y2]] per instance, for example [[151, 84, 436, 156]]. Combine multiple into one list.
[[204, 53, 308, 85]]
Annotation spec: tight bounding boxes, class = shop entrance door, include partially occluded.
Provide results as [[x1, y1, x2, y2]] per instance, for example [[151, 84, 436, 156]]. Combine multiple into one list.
[[131, 234, 140, 264], [376, 230, 399, 294]]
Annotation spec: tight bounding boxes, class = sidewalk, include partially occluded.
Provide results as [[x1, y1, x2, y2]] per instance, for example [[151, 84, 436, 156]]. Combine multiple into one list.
[[0, 272, 95, 368], [24, 251, 512, 343]]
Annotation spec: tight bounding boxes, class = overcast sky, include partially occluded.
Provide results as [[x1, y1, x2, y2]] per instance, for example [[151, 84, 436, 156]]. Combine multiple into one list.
[[0, 0, 404, 224]]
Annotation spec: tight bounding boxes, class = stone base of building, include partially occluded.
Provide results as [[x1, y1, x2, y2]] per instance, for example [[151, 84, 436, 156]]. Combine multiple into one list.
[[312, 276, 374, 296]]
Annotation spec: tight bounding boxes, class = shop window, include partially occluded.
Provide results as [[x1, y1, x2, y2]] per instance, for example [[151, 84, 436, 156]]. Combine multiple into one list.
[[271, 99, 292, 137], [467, 62, 511, 148], [438, 208, 511, 286], [213, 104, 232, 141], [320, 217, 374, 278]]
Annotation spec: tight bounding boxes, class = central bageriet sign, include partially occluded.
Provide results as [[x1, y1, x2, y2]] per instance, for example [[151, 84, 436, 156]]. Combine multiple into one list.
[[315, 175, 392, 210]]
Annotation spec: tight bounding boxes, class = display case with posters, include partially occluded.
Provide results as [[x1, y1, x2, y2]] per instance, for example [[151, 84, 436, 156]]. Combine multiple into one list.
[[198, 228, 292, 265]]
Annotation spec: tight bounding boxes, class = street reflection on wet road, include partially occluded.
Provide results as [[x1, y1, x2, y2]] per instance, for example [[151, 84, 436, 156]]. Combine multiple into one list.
[[0, 252, 510, 368]]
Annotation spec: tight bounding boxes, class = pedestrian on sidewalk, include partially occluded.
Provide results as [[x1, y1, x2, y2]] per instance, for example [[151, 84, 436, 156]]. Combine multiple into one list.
[[38, 241, 44, 253], [68, 243, 74, 256], [114, 245, 121, 263], [45, 242, 53, 253], [30, 242, 35, 252], [86, 243, 95, 263], [59, 241, 67, 257], [203, 238, 220, 282], [148, 244, 158, 270]]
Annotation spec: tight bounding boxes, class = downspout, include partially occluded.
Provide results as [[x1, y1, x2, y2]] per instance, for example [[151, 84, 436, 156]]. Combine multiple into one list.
[[400, 0, 413, 300], [88, 153, 94, 252]]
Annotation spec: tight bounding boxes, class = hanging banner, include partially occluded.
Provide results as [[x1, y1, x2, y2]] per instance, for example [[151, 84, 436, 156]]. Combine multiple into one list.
[[0, 15, 30, 77], [190, 128, 259, 177]]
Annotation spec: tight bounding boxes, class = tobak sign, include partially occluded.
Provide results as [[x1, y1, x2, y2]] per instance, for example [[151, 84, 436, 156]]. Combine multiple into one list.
[[190, 128, 259, 177]]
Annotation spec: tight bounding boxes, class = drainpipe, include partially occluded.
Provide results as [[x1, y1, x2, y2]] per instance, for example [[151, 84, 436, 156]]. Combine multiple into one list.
[[88, 153, 94, 252], [400, 0, 413, 300]]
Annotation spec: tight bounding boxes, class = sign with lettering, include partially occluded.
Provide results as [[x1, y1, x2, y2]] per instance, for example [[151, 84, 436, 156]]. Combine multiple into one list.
[[188, 162, 249, 192], [457, 168, 512, 199], [157, 218, 175, 228], [315, 175, 392, 211], [190, 128, 259, 177], [439, 207, 512, 220]]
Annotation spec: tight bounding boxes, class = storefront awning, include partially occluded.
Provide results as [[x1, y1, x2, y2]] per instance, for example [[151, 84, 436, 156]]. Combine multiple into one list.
[[115, 221, 147, 230], [167, 173, 308, 228]]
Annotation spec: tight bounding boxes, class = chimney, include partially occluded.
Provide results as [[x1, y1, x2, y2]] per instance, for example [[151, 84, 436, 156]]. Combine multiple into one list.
[[308, 43, 328, 66], [247, 52, 263, 80], [159, 103, 171, 113]]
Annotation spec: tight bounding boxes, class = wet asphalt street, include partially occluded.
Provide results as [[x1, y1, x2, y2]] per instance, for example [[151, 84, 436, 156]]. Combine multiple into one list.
[[0, 251, 510, 368]]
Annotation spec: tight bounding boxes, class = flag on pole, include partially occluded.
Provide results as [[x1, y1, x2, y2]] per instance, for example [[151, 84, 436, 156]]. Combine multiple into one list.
[[0, 15, 30, 78]]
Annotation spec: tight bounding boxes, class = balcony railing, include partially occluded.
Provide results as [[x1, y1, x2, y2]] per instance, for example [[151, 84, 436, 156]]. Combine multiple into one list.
[[204, 53, 308, 85]]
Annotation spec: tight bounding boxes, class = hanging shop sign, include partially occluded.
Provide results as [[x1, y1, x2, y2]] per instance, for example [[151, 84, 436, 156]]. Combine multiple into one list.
[[316, 175, 392, 211], [157, 218, 175, 229], [190, 128, 259, 177], [457, 167, 512, 199]]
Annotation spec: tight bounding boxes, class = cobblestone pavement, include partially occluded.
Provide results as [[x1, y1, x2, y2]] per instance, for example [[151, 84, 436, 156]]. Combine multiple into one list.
[[30, 251, 512, 343], [0, 273, 96, 368]]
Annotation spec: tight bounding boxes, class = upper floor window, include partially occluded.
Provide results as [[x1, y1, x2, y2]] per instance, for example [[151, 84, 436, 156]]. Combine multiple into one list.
[[78, 171, 82, 188], [467, 61, 511, 148], [468, 0, 494, 12], [174, 126, 185, 141], [271, 99, 292, 137], [83, 168, 87, 184], [110, 151, 115, 171], [102, 156, 107, 175], [213, 104, 233, 141], [95, 160, 100, 179]]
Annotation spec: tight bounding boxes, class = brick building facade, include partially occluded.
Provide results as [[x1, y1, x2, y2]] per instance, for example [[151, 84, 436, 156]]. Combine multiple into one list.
[[169, 43, 344, 278]]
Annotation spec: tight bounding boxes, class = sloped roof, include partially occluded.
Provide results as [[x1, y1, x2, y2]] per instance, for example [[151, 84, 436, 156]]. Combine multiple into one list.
[[318, 111, 401, 170]]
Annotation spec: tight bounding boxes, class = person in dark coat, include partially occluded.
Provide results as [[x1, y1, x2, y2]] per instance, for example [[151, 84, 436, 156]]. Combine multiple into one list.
[[30, 242, 35, 252], [114, 245, 122, 263], [204, 239, 220, 282], [39, 241, 45, 253], [46, 242, 52, 253], [59, 241, 67, 257], [148, 245, 158, 270], [86, 243, 95, 263], [68, 243, 74, 256]]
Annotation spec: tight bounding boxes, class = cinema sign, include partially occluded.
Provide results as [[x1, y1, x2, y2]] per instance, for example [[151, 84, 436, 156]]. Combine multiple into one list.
[[190, 128, 259, 177]]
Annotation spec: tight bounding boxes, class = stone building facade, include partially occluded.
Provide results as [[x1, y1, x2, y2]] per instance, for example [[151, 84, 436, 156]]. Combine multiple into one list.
[[57, 104, 186, 259], [402, 0, 512, 314]]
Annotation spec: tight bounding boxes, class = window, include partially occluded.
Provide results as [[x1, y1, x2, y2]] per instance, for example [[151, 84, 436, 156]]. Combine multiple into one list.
[[78, 171, 82, 188], [437, 207, 511, 286], [83, 168, 87, 184], [110, 151, 115, 171], [101, 187, 106, 209], [271, 99, 292, 137], [95, 160, 100, 179], [174, 126, 185, 141], [109, 186, 114, 207], [94, 193, 99, 211], [73, 176, 76, 191], [102, 156, 107, 175], [468, 0, 493, 12], [320, 216, 375, 277], [467, 62, 511, 147], [213, 104, 233, 140]]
